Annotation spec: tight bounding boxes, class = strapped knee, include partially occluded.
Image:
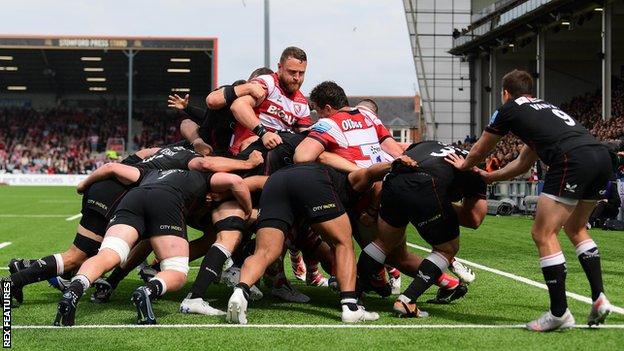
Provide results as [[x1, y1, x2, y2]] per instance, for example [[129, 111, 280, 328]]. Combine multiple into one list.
[[214, 216, 246, 233], [99, 236, 131, 265], [160, 256, 189, 275], [73, 234, 101, 258]]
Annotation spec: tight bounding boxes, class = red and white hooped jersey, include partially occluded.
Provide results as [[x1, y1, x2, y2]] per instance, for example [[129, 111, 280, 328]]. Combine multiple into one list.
[[229, 73, 311, 155], [308, 107, 394, 168]]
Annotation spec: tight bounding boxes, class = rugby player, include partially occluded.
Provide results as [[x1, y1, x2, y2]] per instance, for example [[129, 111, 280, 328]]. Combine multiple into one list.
[[226, 156, 418, 324], [54, 162, 252, 326], [229, 46, 311, 155], [356, 141, 487, 317], [448, 69, 612, 331]]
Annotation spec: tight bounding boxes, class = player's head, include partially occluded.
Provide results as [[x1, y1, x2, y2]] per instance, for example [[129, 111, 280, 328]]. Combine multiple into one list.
[[356, 98, 378, 114], [501, 69, 533, 102], [248, 67, 273, 81], [309, 81, 349, 118], [277, 46, 307, 94]]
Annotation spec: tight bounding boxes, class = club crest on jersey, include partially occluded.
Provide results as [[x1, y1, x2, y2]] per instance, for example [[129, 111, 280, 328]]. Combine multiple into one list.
[[311, 120, 332, 134], [294, 104, 302, 114], [341, 119, 363, 131]]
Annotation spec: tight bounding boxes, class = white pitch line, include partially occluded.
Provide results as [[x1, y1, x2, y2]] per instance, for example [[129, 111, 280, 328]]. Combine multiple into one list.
[[65, 213, 83, 221], [11, 324, 624, 330], [406, 242, 624, 315], [0, 242, 11, 250], [0, 214, 72, 218]]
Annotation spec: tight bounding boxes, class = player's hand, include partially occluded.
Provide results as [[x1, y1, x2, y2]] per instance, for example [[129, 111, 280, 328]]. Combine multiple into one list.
[[393, 155, 418, 169], [247, 83, 267, 101], [261, 131, 282, 149], [192, 139, 214, 156], [444, 152, 467, 170], [248, 150, 264, 167], [167, 94, 189, 110], [359, 210, 377, 227], [474, 167, 495, 184]]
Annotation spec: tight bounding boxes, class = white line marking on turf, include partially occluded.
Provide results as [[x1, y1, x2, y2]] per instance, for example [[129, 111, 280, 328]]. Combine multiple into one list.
[[406, 242, 624, 315], [0, 214, 72, 218], [65, 213, 82, 221], [0, 242, 11, 250], [11, 324, 624, 330]]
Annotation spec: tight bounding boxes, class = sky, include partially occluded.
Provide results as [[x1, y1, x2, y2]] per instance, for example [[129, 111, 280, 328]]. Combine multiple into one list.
[[0, 0, 418, 96]]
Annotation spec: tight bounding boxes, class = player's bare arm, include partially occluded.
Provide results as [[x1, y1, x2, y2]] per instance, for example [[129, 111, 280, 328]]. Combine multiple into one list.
[[206, 83, 266, 110], [293, 137, 325, 163], [209, 173, 253, 219], [230, 95, 282, 149], [457, 131, 502, 170], [188, 150, 264, 173], [76, 163, 141, 194]]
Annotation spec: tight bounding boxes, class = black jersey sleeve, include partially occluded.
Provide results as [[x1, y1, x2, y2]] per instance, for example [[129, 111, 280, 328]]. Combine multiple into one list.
[[183, 104, 207, 125], [459, 171, 487, 200], [484, 102, 513, 136], [121, 154, 143, 165]]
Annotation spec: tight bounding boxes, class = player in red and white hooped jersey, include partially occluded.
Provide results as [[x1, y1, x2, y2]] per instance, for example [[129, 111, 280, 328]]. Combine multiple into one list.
[[294, 81, 403, 167], [229, 46, 311, 155]]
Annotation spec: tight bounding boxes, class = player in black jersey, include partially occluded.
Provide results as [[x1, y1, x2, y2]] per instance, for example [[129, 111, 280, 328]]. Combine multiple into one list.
[[53, 163, 252, 326], [355, 141, 487, 318], [225, 157, 417, 324], [448, 69, 612, 331], [2, 147, 159, 307]]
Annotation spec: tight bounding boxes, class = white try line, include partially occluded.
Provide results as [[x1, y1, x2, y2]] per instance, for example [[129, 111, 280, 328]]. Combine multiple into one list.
[[65, 213, 82, 221], [0, 242, 11, 250], [406, 242, 624, 315], [11, 323, 624, 330]]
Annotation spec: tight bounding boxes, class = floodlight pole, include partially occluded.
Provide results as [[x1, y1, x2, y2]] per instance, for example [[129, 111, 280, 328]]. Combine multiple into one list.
[[264, 0, 270, 68], [125, 49, 136, 151], [601, 3, 612, 120]]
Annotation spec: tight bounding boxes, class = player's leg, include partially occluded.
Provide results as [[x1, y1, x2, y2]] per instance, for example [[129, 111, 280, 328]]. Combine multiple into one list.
[[394, 237, 458, 317], [8, 219, 102, 304], [181, 201, 245, 316], [563, 200, 611, 325], [227, 225, 285, 324], [55, 224, 139, 326], [525, 194, 576, 331], [313, 214, 379, 323]]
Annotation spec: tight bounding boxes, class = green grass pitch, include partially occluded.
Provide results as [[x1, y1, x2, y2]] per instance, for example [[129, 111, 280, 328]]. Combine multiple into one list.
[[1, 186, 623, 350]]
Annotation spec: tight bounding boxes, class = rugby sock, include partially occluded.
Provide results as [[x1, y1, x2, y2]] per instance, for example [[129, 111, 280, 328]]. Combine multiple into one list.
[[540, 252, 568, 317], [145, 278, 167, 299], [235, 282, 251, 301], [575, 239, 604, 300], [106, 266, 132, 289], [11, 254, 62, 288], [401, 252, 449, 302], [189, 244, 230, 299], [67, 274, 91, 299], [340, 291, 359, 312], [357, 244, 386, 283], [435, 272, 459, 290]]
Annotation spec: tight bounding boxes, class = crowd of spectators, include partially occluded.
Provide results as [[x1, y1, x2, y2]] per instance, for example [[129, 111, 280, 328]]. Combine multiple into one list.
[[1, 79, 623, 175]]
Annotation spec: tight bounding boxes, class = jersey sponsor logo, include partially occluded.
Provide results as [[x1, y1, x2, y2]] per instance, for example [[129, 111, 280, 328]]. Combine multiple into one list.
[[514, 96, 535, 105], [312, 202, 337, 211], [87, 199, 108, 211], [417, 271, 431, 283], [489, 110, 499, 124], [311, 120, 332, 134], [565, 183, 578, 193], [266, 104, 295, 125], [341, 119, 363, 131], [159, 224, 183, 231]]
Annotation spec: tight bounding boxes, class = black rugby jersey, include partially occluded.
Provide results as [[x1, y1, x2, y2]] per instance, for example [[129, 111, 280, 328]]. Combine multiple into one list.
[[398, 141, 486, 201], [485, 96, 602, 166], [136, 146, 200, 171], [138, 169, 213, 208]]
